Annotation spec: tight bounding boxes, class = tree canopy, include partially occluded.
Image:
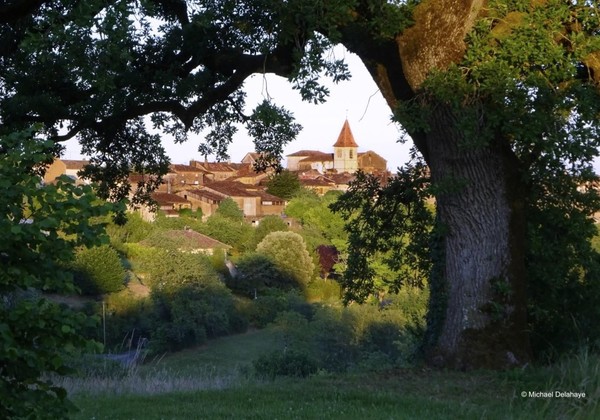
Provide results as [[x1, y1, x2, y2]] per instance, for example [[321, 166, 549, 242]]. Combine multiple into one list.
[[2, 0, 600, 370], [0, 129, 111, 418]]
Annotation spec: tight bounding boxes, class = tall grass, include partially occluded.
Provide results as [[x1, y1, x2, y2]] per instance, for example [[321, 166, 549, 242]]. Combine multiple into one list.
[[540, 347, 600, 419], [55, 364, 242, 396]]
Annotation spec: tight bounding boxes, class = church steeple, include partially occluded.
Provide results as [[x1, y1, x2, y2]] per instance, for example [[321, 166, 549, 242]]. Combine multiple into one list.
[[333, 119, 359, 173], [333, 119, 359, 148]]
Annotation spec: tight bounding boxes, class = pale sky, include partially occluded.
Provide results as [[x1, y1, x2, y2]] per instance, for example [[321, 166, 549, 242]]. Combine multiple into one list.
[[63, 48, 413, 172], [63, 47, 599, 174]]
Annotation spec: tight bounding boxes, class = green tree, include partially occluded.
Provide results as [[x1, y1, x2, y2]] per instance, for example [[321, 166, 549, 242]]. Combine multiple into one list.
[[146, 252, 240, 351], [252, 215, 289, 249], [200, 214, 253, 254], [106, 211, 155, 248], [231, 253, 291, 295], [0, 130, 111, 419], [71, 245, 126, 295], [265, 170, 301, 200], [2, 0, 600, 369], [256, 231, 315, 289], [216, 197, 245, 221]]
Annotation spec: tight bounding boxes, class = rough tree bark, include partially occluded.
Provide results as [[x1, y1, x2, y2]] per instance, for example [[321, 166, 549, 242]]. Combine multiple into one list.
[[339, 0, 531, 368], [422, 105, 530, 369]]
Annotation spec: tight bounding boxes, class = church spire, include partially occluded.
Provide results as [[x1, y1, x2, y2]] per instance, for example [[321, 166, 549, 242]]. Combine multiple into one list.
[[333, 119, 359, 148]]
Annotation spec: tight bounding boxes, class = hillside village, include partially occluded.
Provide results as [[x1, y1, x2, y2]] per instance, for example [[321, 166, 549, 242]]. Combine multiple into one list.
[[45, 119, 390, 223]]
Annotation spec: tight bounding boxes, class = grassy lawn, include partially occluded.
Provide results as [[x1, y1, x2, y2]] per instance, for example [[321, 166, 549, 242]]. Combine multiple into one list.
[[68, 328, 598, 419]]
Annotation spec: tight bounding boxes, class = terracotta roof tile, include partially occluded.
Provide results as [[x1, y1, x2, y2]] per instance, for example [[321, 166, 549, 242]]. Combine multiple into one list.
[[164, 229, 231, 249], [183, 189, 225, 202], [61, 159, 89, 170], [299, 153, 334, 163], [194, 162, 236, 172], [333, 120, 359, 148], [286, 150, 326, 157], [144, 229, 231, 249], [170, 164, 207, 173], [152, 192, 191, 205]]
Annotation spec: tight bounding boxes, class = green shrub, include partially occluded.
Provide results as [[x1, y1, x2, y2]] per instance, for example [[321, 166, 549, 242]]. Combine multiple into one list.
[[249, 290, 312, 328], [256, 231, 314, 289], [253, 350, 318, 379], [147, 253, 244, 352], [72, 245, 126, 295], [200, 214, 253, 254], [306, 279, 342, 302], [251, 215, 289, 248], [267, 300, 425, 373], [106, 212, 155, 247], [100, 291, 154, 352], [229, 253, 291, 295], [216, 197, 244, 221]]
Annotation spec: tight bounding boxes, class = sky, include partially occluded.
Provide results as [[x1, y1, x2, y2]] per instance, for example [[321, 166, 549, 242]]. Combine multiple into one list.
[[63, 48, 414, 172], [63, 47, 600, 174]]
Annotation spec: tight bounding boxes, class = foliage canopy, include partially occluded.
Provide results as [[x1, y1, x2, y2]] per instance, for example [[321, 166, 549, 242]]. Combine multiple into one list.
[[0, 129, 111, 418]]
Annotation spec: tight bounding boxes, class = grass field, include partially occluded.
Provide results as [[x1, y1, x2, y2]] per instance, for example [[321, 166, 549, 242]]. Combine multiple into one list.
[[66, 328, 599, 419]]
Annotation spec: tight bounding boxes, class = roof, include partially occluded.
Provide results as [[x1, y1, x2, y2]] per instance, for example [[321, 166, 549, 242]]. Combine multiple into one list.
[[204, 181, 285, 202], [162, 229, 231, 249], [129, 174, 158, 182], [61, 159, 89, 170], [358, 150, 387, 163], [142, 229, 231, 250], [184, 188, 225, 202], [299, 153, 334, 163], [152, 192, 191, 205], [242, 152, 261, 161], [204, 181, 261, 197], [169, 164, 207, 173], [327, 173, 356, 184], [299, 178, 335, 187], [194, 162, 237, 172], [255, 190, 286, 203], [333, 120, 359, 148], [286, 150, 326, 157], [233, 163, 262, 177]]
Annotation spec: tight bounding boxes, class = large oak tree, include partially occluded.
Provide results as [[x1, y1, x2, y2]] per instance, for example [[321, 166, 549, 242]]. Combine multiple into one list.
[[2, 0, 600, 369]]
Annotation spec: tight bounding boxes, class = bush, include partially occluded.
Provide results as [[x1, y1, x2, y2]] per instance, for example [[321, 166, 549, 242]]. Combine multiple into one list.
[[147, 252, 244, 352], [106, 212, 155, 247], [216, 197, 244, 221], [253, 350, 318, 379], [72, 245, 126, 295], [248, 290, 312, 328], [256, 231, 314, 289], [306, 279, 342, 302], [229, 253, 291, 295], [200, 214, 253, 254], [95, 291, 154, 352], [267, 300, 425, 373], [251, 215, 288, 249]]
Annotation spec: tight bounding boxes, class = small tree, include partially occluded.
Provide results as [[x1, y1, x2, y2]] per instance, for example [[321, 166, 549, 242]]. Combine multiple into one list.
[[201, 214, 253, 254], [231, 253, 291, 294], [147, 252, 240, 351], [256, 232, 314, 289], [216, 197, 244, 221], [71, 245, 126, 295], [266, 170, 301, 200], [252, 215, 288, 249]]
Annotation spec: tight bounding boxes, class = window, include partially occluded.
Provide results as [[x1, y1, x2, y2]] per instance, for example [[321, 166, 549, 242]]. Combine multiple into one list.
[[337, 150, 342, 158], [349, 150, 353, 159]]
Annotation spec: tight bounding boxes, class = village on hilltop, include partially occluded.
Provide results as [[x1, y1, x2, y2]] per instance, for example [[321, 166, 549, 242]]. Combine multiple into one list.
[[44, 120, 391, 223]]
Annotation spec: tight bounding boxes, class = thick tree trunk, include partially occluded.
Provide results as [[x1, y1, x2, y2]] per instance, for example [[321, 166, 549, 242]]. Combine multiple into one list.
[[422, 105, 530, 369], [338, 0, 530, 369]]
